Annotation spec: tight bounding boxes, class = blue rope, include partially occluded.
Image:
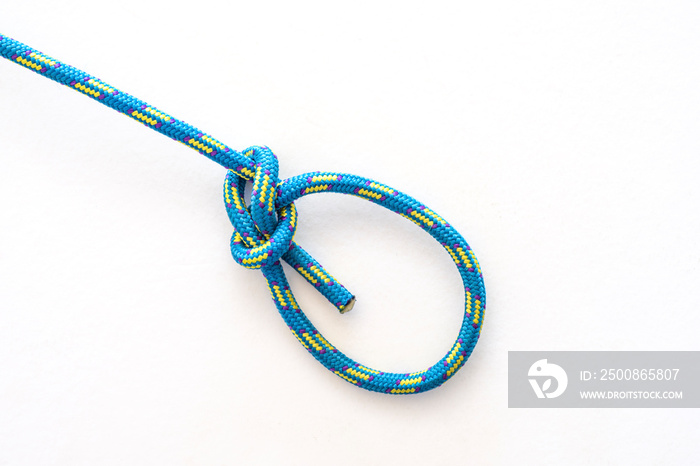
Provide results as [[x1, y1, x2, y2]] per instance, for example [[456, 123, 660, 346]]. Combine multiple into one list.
[[0, 33, 486, 394]]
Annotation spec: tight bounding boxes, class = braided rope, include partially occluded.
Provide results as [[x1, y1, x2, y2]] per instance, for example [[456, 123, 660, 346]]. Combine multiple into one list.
[[1, 34, 486, 394]]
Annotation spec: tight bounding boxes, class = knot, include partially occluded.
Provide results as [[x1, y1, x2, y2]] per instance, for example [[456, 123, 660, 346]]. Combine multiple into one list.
[[224, 146, 296, 269], [224, 146, 356, 313]]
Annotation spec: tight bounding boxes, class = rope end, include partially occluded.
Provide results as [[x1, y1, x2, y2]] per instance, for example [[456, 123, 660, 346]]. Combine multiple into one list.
[[339, 296, 356, 314]]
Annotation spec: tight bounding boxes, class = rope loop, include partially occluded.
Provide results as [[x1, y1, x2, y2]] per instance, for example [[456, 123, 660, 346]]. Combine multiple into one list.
[[224, 152, 487, 394]]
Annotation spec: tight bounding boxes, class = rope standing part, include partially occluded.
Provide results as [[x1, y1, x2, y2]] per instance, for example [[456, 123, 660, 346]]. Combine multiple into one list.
[[0, 34, 486, 394]]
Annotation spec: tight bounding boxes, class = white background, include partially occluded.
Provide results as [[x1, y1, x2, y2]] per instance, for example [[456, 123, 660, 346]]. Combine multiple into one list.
[[1, 1, 699, 464]]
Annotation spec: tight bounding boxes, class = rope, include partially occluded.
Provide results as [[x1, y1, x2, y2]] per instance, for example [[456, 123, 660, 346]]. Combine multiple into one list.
[[0, 34, 486, 394]]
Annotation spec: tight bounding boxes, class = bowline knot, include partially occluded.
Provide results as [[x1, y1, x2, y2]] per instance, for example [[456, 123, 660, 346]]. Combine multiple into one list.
[[224, 145, 356, 313], [222, 145, 486, 393], [224, 146, 296, 269]]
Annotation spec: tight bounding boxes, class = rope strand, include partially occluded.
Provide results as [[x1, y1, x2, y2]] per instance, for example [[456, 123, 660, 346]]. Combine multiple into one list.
[[0, 33, 486, 394]]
